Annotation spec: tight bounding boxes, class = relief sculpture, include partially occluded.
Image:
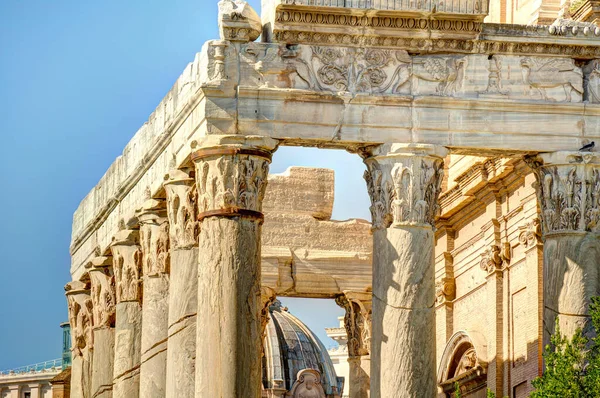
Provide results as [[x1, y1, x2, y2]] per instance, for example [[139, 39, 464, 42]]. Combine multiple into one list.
[[520, 57, 583, 102]]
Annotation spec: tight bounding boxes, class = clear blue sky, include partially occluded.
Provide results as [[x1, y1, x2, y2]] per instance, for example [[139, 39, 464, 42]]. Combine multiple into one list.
[[0, 0, 371, 370]]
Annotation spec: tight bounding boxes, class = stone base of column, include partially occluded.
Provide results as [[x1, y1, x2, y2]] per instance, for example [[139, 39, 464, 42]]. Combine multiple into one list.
[[91, 328, 115, 398], [113, 302, 142, 398], [543, 233, 600, 345], [349, 356, 370, 398], [371, 227, 436, 398], [166, 248, 198, 398], [140, 276, 169, 398]]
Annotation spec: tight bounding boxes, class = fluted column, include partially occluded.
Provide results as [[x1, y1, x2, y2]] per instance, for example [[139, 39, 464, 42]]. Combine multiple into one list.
[[362, 143, 447, 398], [163, 169, 199, 398], [335, 291, 372, 398], [136, 199, 170, 398], [88, 256, 116, 398], [110, 229, 142, 398], [66, 280, 93, 398], [525, 152, 600, 345], [192, 135, 278, 398]]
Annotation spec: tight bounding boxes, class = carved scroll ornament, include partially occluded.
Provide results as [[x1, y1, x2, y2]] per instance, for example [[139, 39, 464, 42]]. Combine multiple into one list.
[[363, 146, 445, 229], [525, 153, 600, 234], [436, 277, 456, 304], [518, 218, 542, 248], [480, 244, 510, 274], [164, 170, 199, 249]]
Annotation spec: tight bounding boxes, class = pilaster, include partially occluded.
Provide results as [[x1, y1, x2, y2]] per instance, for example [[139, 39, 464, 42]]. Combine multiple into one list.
[[110, 228, 142, 398], [192, 135, 278, 398], [336, 291, 372, 398], [88, 256, 116, 398], [525, 152, 600, 346], [362, 143, 447, 398], [137, 199, 170, 398], [65, 280, 92, 398], [163, 169, 199, 398]]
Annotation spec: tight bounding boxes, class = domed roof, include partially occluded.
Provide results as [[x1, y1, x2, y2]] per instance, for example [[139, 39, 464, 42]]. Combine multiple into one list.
[[262, 301, 343, 396]]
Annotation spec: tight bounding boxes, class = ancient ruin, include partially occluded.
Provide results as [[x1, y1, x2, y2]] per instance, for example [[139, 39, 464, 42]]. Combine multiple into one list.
[[67, 0, 600, 397]]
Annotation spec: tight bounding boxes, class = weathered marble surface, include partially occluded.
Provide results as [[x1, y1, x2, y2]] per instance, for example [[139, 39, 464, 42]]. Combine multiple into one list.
[[91, 328, 115, 398], [112, 302, 142, 398]]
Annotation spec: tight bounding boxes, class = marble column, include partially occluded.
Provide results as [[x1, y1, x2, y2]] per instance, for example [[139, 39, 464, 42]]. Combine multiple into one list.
[[362, 143, 447, 398], [110, 229, 143, 398], [335, 291, 372, 398], [65, 280, 93, 398], [525, 151, 600, 345], [192, 135, 278, 398], [88, 256, 116, 398], [137, 199, 170, 398], [163, 169, 199, 398]]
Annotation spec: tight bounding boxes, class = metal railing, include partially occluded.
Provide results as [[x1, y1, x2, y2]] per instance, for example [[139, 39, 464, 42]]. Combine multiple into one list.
[[0, 359, 63, 376]]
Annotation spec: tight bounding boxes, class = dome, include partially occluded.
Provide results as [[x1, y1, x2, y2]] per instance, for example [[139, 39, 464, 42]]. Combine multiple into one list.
[[262, 301, 343, 397]]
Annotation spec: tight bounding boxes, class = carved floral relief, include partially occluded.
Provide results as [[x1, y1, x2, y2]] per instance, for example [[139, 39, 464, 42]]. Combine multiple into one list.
[[138, 202, 170, 276], [164, 170, 199, 249], [89, 267, 116, 329], [111, 231, 143, 303], [335, 294, 371, 358], [480, 244, 510, 274], [68, 294, 93, 356]]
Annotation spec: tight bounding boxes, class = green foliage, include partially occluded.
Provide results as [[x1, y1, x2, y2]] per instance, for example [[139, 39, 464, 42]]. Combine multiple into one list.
[[486, 388, 495, 398], [454, 382, 462, 398], [531, 296, 600, 398]]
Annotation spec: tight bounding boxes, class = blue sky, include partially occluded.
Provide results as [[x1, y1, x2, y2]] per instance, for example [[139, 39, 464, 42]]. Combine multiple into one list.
[[0, 0, 371, 370]]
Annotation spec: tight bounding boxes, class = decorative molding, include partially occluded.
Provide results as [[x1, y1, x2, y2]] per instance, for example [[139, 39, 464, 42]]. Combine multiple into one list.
[[436, 277, 457, 304], [290, 369, 327, 398], [525, 152, 600, 234], [363, 145, 446, 229], [335, 291, 372, 358], [164, 169, 199, 250], [110, 230, 142, 303], [218, 0, 261, 43], [480, 243, 511, 273], [137, 199, 170, 276], [88, 257, 116, 329], [518, 218, 542, 248]]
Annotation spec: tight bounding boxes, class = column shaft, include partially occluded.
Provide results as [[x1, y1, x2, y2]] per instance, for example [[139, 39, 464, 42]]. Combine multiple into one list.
[[66, 281, 93, 398], [111, 229, 143, 398], [193, 135, 278, 398], [138, 200, 170, 398], [362, 144, 446, 398], [164, 169, 199, 398]]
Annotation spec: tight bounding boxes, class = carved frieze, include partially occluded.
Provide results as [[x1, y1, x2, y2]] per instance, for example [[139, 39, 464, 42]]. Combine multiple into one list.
[[137, 199, 170, 276], [110, 229, 142, 303], [335, 292, 372, 358], [363, 145, 446, 229], [88, 257, 116, 329], [518, 218, 542, 248], [164, 169, 199, 250], [480, 244, 510, 274], [525, 152, 600, 234], [436, 277, 457, 304], [520, 57, 583, 102]]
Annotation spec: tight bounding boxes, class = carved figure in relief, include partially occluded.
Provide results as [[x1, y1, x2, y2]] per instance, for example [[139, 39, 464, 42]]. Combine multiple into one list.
[[289, 369, 326, 398], [411, 57, 468, 96], [520, 58, 583, 102], [455, 348, 479, 376]]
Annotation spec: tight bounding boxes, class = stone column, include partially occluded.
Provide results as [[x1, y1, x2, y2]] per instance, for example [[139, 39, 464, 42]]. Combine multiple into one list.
[[65, 280, 93, 398], [88, 256, 116, 398], [335, 291, 372, 398], [192, 135, 278, 398], [137, 199, 170, 398], [525, 152, 600, 345], [362, 143, 447, 398], [110, 229, 143, 398], [163, 169, 199, 398]]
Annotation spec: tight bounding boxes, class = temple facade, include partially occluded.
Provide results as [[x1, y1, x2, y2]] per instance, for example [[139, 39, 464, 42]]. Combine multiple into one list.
[[66, 0, 600, 397]]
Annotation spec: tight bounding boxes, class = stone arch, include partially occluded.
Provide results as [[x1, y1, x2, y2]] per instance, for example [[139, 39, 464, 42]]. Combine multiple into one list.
[[437, 331, 488, 397]]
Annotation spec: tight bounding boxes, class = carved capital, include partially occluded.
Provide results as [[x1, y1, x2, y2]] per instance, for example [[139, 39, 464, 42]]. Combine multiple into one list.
[[480, 243, 510, 274], [436, 277, 456, 305], [518, 218, 542, 248], [525, 152, 600, 235], [164, 169, 199, 249], [191, 135, 279, 221], [335, 291, 372, 358], [218, 0, 261, 42], [110, 229, 142, 303], [65, 281, 92, 357], [137, 199, 170, 276], [362, 144, 447, 229], [87, 257, 116, 330]]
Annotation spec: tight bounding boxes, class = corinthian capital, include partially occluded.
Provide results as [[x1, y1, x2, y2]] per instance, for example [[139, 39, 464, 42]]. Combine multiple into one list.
[[110, 229, 142, 303], [87, 256, 116, 329], [137, 199, 170, 276], [191, 135, 279, 221], [362, 144, 447, 230], [65, 281, 92, 356], [335, 291, 372, 358], [164, 169, 199, 249], [525, 152, 600, 235]]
